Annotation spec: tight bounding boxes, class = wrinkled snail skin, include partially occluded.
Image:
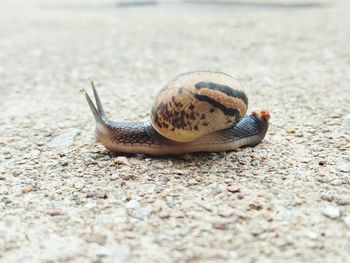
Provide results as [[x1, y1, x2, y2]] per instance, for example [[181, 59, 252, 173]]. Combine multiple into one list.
[[85, 71, 270, 155]]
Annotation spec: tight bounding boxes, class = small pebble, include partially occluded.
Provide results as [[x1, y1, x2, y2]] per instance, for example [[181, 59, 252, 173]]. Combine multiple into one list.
[[166, 196, 174, 208], [237, 171, 245, 177], [335, 197, 350, 206], [12, 170, 21, 177], [320, 192, 334, 202], [132, 208, 151, 220], [249, 203, 263, 211], [36, 141, 44, 146], [187, 179, 197, 186], [159, 175, 170, 184], [305, 231, 319, 240], [73, 197, 81, 205], [197, 202, 214, 212], [338, 163, 350, 173], [125, 199, 140, 209], [4, 153, 12, 159], [110, 173, 119, 180], [22, 186, 33, 193], [48, 210, 64, 216], [218, 208, 234, 218], [173, 169, 185, 175], [330, 113, 341, 118], [85, 233, 107, 245], [73, 182, 84, 190], [330, 179, 344, 186], [300, 158, 311, 163], [322, 206, 340, 219], [159, 211, 170, 219], [86, 191, 107, 199], [102, 155, 111, 161], [114, 156, 130, 166], [212, 222, 228, 230], [237, 194, 244, 200], [318, 160, 326, 166], [227, 185, 240, 193]]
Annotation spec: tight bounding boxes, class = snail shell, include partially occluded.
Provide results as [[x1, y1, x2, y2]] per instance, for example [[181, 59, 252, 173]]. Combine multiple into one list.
[[150, 71, 248, 142]]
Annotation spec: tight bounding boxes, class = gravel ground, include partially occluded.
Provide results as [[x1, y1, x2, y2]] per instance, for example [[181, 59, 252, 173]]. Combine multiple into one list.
[[1, 0, 350, 262]]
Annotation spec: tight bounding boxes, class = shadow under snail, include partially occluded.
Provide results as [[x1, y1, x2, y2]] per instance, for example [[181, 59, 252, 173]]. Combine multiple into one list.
[[85, 71, 270, 155]]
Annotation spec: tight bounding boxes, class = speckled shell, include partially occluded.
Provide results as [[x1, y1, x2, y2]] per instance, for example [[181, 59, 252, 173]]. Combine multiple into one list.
[[150, 71, 248, 142]]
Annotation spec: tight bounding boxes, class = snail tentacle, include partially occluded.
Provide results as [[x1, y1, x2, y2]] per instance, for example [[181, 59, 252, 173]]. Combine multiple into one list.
[[85, 88, 105, 127], [91, 81, 106, 118]]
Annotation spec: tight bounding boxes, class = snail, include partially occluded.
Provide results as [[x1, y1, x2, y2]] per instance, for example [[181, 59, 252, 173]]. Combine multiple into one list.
[[85, 71, 270, 155]]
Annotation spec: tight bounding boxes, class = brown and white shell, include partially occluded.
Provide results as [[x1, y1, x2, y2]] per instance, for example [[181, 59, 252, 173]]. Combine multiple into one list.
[[150, 71, 248, 142]]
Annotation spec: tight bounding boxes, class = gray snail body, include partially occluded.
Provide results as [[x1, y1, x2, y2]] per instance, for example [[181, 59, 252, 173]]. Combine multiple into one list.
[[85, 71, 270, 155]]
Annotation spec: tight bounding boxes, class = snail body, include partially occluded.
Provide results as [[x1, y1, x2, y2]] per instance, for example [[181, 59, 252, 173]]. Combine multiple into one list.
[[85, 71, 270, 155]]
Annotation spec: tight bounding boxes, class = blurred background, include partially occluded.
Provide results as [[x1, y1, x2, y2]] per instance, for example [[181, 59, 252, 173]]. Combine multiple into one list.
[[1, 0, 346, 126]]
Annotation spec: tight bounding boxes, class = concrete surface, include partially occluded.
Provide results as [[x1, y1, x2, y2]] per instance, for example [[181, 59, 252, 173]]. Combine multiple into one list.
[[0, 0, 349, 262]]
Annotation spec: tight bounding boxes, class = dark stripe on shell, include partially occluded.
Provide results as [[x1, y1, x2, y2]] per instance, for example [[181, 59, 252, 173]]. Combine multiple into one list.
[[194, 82, 248, 105], [194, 94, 241, 120]]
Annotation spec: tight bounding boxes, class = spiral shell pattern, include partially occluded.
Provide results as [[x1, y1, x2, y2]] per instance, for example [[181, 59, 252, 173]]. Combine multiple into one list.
[[150, 71, 248, 142]]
